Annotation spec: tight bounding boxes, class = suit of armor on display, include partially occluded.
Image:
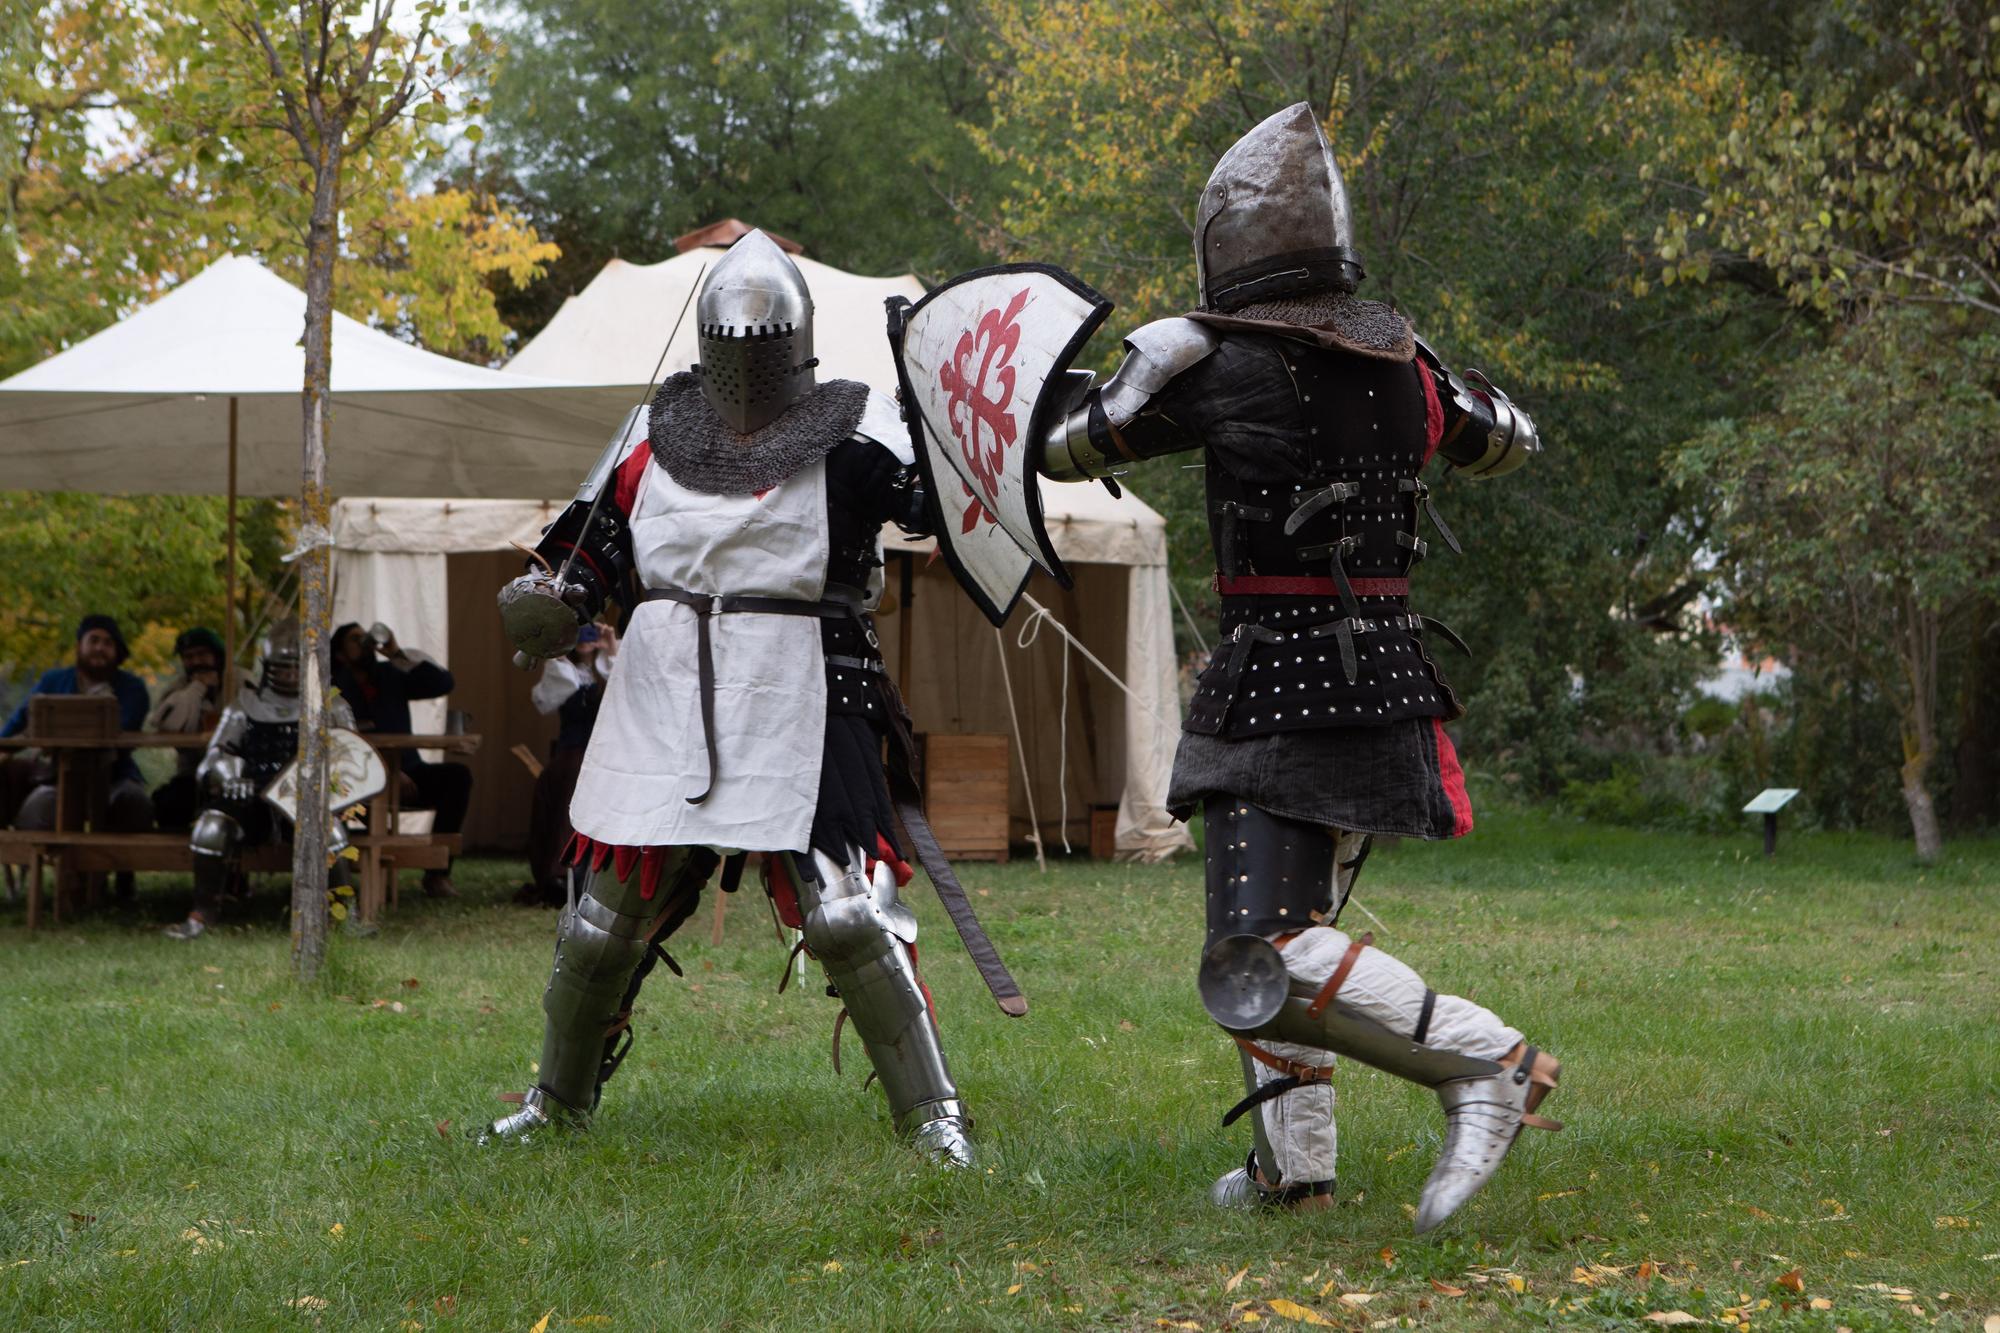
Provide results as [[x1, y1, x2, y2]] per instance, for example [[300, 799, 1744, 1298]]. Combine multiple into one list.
[[1037, 103, 1559, 1231], [164, 619, 355, 940], [483, 230, 1023, 1167]]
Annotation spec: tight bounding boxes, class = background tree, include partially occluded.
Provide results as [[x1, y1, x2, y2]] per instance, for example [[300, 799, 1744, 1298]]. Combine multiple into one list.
[[968, 0, 1787, 792], [1673, 306, 2000, 861]]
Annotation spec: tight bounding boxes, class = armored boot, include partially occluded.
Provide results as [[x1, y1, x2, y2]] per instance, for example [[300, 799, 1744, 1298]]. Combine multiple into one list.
[[1202, 927, 1560, 1233], [1212, 1041, 1335, 1210], [791, 848, 973, 1168], [1415, 1045, 1561, 1233], [477, 847, 704, 1145]]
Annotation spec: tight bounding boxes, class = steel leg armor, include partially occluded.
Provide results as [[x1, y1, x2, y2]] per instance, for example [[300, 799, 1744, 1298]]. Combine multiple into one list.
[[188, 807, 242, 915], [788, 846, 973, 1168], [1196, 797, 1560, 1231], [478, 848, 704, 1145]]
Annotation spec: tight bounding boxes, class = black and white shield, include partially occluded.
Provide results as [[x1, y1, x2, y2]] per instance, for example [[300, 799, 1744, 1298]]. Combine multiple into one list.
[[886, 265, 1112, 625]]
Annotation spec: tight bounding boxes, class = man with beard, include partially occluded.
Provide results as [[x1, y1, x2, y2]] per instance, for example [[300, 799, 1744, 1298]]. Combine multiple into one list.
[[479, 230, 1021, 1166]]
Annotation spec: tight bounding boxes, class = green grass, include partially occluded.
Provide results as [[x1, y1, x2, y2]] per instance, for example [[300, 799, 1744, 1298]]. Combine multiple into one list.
[[1, 803, 1996, 1330]]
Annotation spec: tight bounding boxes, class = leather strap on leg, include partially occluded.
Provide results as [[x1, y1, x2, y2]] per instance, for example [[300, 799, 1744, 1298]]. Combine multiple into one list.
[[1222, 1036, 1333, 1127], [1413, 988, 1437, 1044], [1304, 932, 1373, 1020], [1512, 1044, 1564, 1131]]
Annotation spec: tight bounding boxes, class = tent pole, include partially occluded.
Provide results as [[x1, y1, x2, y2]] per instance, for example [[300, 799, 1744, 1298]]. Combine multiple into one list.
[[225, 396, 238, 680], [226, 396, 239, 681], [898, 551, 915, 686]]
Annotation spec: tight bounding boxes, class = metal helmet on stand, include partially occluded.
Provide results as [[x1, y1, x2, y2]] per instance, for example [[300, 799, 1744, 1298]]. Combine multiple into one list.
[[1194, 102, 1365, 313], [694, 229, 817, 433]]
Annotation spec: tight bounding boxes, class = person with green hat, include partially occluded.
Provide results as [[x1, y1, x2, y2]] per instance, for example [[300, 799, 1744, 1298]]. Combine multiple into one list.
[[148, 626, 250, 831]]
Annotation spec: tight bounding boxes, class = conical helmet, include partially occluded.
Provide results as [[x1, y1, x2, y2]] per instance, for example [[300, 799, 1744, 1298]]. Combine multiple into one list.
[[1194, 102, 1364, 312], [694, 230, 817, 433]]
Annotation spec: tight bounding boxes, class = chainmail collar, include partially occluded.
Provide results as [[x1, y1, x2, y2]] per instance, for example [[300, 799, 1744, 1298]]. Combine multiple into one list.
[[648, 371, 871, 496], [1189, 292, 1414, 363]]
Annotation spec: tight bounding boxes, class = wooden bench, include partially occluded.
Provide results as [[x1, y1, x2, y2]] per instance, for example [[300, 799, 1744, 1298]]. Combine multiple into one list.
[[0, 830, 461, 932]]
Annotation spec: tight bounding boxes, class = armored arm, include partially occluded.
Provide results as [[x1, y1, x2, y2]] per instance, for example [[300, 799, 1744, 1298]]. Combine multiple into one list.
[[196, 708, 253, 801], [498, 409, 645, 661], [1414, 336, 1540, 479], [1039, 317, 1221, 481]]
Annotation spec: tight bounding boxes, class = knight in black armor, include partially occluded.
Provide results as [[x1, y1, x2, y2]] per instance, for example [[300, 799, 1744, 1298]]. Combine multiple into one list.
[[164, 619, 354, 940], [481, 230, 1022, 1165], [1037, 103, 1559, 1231]]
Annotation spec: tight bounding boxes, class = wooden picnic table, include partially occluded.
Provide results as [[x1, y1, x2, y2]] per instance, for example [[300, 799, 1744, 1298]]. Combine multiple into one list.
[[0, 730, 478, 929]]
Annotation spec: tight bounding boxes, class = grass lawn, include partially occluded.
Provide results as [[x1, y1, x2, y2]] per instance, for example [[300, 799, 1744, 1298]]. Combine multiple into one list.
[[1, 803, 1995, 1330]]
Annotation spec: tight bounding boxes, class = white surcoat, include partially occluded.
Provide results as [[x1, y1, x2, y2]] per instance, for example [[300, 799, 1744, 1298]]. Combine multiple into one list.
[[568, 449, 834, 851]]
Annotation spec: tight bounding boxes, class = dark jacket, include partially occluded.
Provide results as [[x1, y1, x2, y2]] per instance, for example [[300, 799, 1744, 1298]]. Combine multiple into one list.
[[331, 653, 455, 773], [2, 666, 152, 781]]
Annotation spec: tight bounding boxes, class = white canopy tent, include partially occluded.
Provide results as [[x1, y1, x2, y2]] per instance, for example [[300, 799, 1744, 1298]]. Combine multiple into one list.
[[0, 255, 645, 497], [329, 478, 1193, 861], [506, 249, 925, 387]]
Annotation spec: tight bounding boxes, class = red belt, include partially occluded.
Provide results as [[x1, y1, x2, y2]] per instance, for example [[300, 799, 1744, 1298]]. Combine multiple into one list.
[[1214, 574, 1410, 598]]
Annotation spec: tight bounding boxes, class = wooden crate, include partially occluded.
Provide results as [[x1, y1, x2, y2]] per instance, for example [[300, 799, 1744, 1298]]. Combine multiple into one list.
[[27, 695, 118, 740], [921, 733, 1009, 863], [1089, 805, 1120, 860]]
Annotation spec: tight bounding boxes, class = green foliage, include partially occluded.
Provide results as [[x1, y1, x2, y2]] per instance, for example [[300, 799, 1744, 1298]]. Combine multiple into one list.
[[1672, 306, 2000, 852], [483, 0, 992, 306], [970, 0, 1789, 791]]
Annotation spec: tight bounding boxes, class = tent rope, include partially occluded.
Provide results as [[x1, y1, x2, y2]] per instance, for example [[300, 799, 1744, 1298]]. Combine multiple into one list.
[[992, 626, 1047, 872], [1168, 576, 1211, 656], [1015, 593, 1176, 730]]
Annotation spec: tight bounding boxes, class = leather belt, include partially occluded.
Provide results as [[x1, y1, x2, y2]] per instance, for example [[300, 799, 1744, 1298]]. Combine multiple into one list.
[[641, 584, 860, 804], [1215, 574, 1411, 598]]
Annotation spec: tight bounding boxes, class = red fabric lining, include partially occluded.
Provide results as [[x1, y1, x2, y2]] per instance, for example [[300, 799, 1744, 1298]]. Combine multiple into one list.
[[612, 439, 651, 516], [765, 855, 805, 930], [1415, 359, 1445, 465], [1432, 719, 1474, 837], [1214, 574, 1410, 599]]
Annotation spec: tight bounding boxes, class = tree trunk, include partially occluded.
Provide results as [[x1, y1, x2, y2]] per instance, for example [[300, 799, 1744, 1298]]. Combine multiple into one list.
[[291, 136, 346, 982], [1901, 747, 1943, 865]]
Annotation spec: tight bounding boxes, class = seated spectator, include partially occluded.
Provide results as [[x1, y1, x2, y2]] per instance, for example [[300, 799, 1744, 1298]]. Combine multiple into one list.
[[3, 615, 154, 899], [148, 627, 247, 831], [518, 622, 616, 905], [330, 621, 470, 899]]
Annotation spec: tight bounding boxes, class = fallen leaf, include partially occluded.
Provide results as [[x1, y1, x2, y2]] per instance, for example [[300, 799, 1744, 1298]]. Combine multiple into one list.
[[1430, 1280, 1467, 1298], [1267, 1297, 1337, 1325], [1508, 1276, 1527, 1294], [1226, 1266, 1249, 1293], [1983, 1315, 1999, 1333], [435, 1119, 452, 1140], [328, 1222, 344, 1236], [403, 978, 421, 989], [286, 1296, 328, 1311], [1005, 1284, 1022, 1295], [1338, 1292, 1378, 1307], [1811, 1298, 1834, 1310], [1241, 1315, 1261, 1325], [1639, 1261, 1659, 1280], [1936, 1217, 1972, 1229], [1745, 1205, 1776, 1221], [1539, 1187, 1584, 1200], [1642, 1313, 1702, 1326], [1379, 1247, 1396, 1269], [1777, 1269, 1804, 1293], [822, 1261, 842, 1273], [529, 1313, 551, 1333], [68, 1213, 95, 1226], [435, 1295, 458, 1316]]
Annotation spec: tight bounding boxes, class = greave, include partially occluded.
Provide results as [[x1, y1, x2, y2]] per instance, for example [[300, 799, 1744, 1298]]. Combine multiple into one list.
[[794, 849, 970, 1165], [534, 854, 690, 1113]]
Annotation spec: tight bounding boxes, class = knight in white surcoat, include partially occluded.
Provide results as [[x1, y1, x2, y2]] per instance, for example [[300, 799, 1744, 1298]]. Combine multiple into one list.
[[481, 231, 1022, 1166]]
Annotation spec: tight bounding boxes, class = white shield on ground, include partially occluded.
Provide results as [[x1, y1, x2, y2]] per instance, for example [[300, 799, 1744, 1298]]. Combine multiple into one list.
[[889, 265, 1111, 625]]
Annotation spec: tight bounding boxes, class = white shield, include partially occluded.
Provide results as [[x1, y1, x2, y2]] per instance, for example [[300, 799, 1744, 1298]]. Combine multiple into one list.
[[263, 727, 390, 833], [889, 265, 1112, 625]]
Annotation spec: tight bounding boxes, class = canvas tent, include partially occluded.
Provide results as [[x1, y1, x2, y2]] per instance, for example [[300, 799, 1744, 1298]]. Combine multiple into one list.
[[329, 240, 1192, 860], [329, 480, 1192, 860]]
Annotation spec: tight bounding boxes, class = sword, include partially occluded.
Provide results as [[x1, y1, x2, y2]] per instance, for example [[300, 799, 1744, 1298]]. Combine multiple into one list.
[[512, 265, 706, 671]]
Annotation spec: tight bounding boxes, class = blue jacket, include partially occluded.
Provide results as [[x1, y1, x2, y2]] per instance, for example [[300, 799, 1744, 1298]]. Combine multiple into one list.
[[2, 666, 153, 781]]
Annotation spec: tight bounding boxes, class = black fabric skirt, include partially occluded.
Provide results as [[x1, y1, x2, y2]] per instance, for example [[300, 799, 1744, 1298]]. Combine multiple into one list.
[[809, 711, 902, 866], [1167, 716, 1473, 839]]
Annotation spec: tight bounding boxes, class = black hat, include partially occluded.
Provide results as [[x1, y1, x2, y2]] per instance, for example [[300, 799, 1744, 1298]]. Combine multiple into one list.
[[174, 626, 225, 659], [76, 613, 130, 666]]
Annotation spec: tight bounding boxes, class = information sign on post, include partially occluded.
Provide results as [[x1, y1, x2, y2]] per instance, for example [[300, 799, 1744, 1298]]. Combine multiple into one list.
[[1742, 788, 1801, 857]]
